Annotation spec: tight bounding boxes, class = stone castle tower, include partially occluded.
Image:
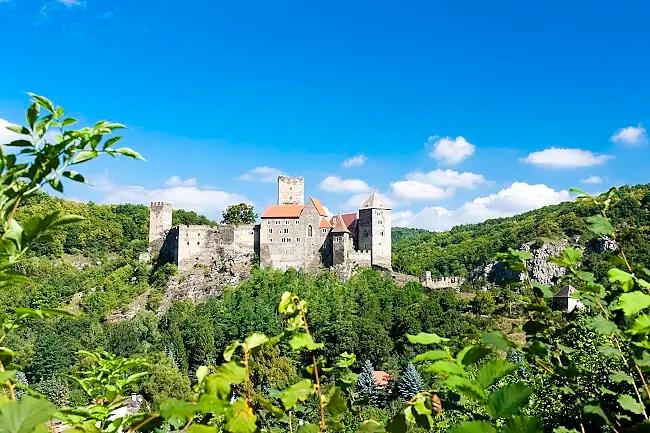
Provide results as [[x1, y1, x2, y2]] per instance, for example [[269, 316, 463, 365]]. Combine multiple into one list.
[[149, 201, 172, 251], [278, 176, 304, 205], [331, 214, 352, 267], [358, 191, 391, 269]]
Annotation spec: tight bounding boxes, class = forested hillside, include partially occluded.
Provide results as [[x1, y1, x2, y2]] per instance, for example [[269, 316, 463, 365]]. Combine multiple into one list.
[[392, 184, 650, 277]]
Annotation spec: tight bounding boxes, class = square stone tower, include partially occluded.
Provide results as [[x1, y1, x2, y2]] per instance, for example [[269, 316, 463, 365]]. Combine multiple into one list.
[[278, 176, 304, 205], [357, 191, 391, 269], [149, 201, 172, 251]]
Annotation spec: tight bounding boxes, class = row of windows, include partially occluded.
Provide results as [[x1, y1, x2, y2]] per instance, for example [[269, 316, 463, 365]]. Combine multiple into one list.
[[267, 220, 300, 225]]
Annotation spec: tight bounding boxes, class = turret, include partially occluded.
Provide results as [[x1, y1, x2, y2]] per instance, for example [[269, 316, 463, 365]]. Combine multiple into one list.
[[357, 191, 391, 269], [331, 214, 351, 266], [149, 201, 172, 251]]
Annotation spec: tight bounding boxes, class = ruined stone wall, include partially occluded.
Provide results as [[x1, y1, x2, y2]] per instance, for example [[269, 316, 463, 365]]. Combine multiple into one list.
[[419, 272, 465, 289], [349, 249, 371, 268], [278, 176, 304, 205], [174, 224, 256, 271]]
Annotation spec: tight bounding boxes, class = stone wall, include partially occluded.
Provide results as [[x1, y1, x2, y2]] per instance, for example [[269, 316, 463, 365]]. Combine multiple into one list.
[[149, 202, 172, 253], [349, 249, 371, 268], [419, 272, 464, 289], [278, 176, 304, 205]]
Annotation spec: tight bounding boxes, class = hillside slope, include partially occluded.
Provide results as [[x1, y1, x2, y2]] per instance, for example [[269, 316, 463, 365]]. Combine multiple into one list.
[[392, 184, 650, 277]]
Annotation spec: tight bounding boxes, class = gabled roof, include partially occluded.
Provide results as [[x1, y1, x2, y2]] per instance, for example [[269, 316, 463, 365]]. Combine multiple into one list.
[[340, 212, 358, 229], [361, 190, 389, 210], [330, 214, 350, 234], [319, 217, 332, 228], [309, 197, 328, 217], [261, 204, 305, 218]]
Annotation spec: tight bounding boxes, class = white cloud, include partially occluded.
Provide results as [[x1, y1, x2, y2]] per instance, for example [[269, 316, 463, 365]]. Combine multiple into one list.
[[610, 125, 647, 146], [390, 180, 446, 201], [239, 166, 284, 183], [522, 147, 612, 169], [428, 136, 475, 165], [342, 154, 367, 168], [406, 169, 485, 189], [92, 174, 250, 218], [164, 175, 198, 187], [319, 176, 370, 193], [396, 182, 571, 231], [0, 118, 26, 144], [582, 175, 604, 185]]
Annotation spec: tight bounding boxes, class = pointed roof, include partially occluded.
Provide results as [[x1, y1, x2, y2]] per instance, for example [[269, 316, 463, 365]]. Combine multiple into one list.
[[309, 197, 328, 217], [340, 212, 358, 229], [319, 217, 332, 228], [361, 190, 389, 210], [330, 214, 350, 234]]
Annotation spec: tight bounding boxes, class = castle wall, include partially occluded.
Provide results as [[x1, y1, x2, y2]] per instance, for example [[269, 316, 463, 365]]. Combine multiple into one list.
[[149, 202, 172, 253], [419, 271, 465, 289], [174, 224, 256, 271], [358, 208, 391, 269], [278, 176, 304, 205], [349, 249, 372, 268]]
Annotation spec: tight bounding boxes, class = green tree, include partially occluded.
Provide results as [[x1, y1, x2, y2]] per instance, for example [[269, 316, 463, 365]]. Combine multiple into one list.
[[397, 363, 425, 399], [222, 202, 256, 225]]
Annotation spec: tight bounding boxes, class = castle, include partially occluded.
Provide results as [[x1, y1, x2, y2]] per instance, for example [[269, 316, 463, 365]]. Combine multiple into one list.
[[149, 176, 391, 278]]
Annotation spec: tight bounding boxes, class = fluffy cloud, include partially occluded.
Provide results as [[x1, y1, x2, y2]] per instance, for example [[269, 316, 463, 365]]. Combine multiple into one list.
[[239, 166, 284, 183], [320, 176, 370, 193], [428, 136, 475, 165], [396, 182, 571, 231], [390, 180, 446, 201], [342, 154, 367, 168], [406, 169, 485, 189], [610, 125, 647, 146], [522, 147, 612, 168], [92, 174, 250, 218], [0, 118, 26, 144], [389, 169, 485, 203], [582, 175, 604, 185]]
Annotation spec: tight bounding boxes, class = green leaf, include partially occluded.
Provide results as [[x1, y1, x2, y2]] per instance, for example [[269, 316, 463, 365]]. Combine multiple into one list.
[[457, 345, 491, 366], [298, 423, 320, 433], [427, 360, 466, 377], [386, 412, 407, 433], [61, 117, 77, 127], [61, 170, 85, 183], [569, 187, 592, 197], [160, 399, 198, 424], [244, 332, 268, 351], [28, 93, 55, 113], [583, 404, 611, 425], [279, 379, 314, 410], [587, 214, 614, 236], [358, 420, 386, 433], [609, 268, 635, 291], [196, 365, 209, 385], [289, 333, 323, 351], [325, 386, 347, 415], [481, 331, 516, 351], [502, 416, 542, 433], [413, 349, 449, 363], [630, 314, 650, 335], [115, 147, 145, 160], [442, 375, 487, 401], [5, 124, 29, 135], [613, 291, 650, 317], [598, 345, 623, 358], [0, 396, 55, 433], [618, 394, 644, 415], [486, 382, 531, 419], [448, 421, 496, 433], [608, 370, 635, 385], [476, 359, 517, 389], [406, 332, 449, 345], [72, 150, 98, 164], [586, 315, 619, 335], [223, 340, 240, 361], [0, 347, 16, 364], [225, 398, 256, 433]]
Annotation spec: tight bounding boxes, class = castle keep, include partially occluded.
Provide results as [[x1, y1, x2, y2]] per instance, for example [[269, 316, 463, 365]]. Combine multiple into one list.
[[149, 176, 392, 278]]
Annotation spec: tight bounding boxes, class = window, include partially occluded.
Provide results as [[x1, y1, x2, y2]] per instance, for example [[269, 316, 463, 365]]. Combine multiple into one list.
[[295, 220, 299, 224], [378, 220, 383, 225], [270, 238, 273, 242], [267, 220, 271, 225], [380, 231, 384, 236], [285, 220, 290, 225], [296, 237, 301, 243], [322, 228, 327, 233], [197, 242, 200, 245], [268, 228, 273, 234], [283, 228, 289, 234], [275, 220, 280, 225], [308, 225, 313, 237]]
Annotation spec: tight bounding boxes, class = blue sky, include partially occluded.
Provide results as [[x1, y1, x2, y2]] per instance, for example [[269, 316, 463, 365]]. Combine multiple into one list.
[[1, 0, 649, 229]]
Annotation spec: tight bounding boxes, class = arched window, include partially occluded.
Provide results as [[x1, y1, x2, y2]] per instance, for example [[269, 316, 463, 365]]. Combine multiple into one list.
[[308, 225, 313, 237]]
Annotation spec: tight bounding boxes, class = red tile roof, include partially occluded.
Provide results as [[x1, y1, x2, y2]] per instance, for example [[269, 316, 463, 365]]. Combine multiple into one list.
[[373, 370, 392, 387], [309, 197, 328, 217], [319, 217, 332, 228], [261, 205, 305, 218], [331, 214, 350, 233], [340, 212, 358, 229]]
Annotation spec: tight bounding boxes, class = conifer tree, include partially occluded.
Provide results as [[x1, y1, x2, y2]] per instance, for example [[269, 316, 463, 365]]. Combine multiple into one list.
[[398, 363, 425, 399], [356, 360, 378, 404]]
